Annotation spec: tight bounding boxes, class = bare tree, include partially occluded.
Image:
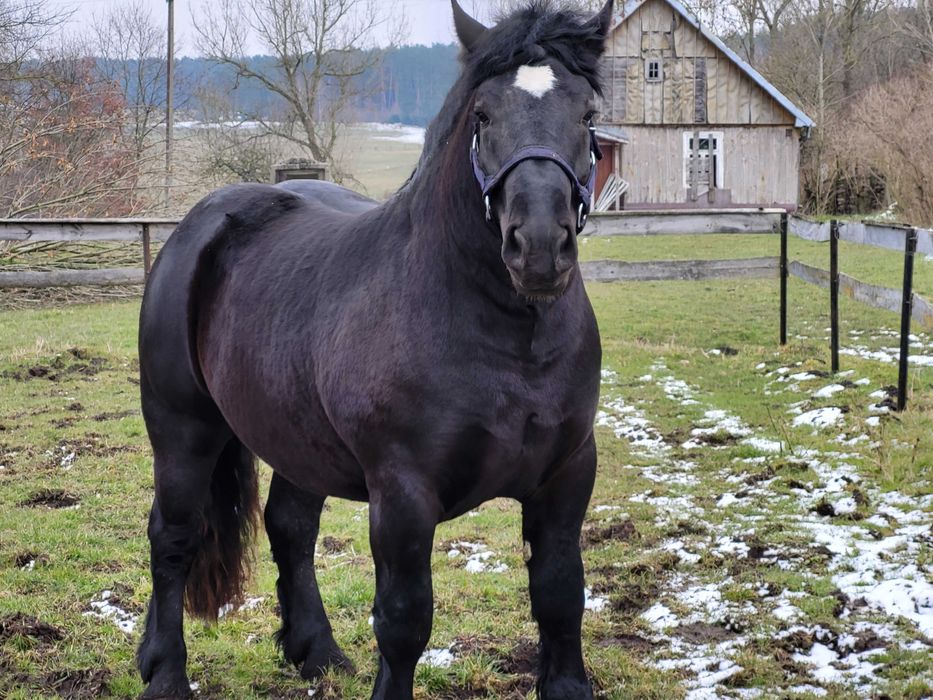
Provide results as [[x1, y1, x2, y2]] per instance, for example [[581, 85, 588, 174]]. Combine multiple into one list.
[[0, 0, 69, 74], [850, 65, 933, 225], [0, 2, 145, 218], [92, 1, 167, 159], [193, 87, 289, 184], [193, 0, 407, 182]]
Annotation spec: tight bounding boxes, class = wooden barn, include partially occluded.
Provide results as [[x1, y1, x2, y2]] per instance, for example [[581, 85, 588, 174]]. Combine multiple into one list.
[[593, 0, 814, 211]]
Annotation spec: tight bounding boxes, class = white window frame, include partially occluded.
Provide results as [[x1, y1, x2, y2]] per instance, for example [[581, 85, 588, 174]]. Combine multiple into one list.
[[645, 58, 662, 82], [682, 131, 724, 190]]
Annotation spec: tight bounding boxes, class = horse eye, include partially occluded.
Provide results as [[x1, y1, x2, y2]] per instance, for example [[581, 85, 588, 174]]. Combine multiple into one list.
[[475, 111, 490, 126]]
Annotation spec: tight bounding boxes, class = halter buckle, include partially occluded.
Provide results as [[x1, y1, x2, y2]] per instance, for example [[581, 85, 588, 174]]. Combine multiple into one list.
[[577, 202, 587, 232], [485, 195, 492, 221]]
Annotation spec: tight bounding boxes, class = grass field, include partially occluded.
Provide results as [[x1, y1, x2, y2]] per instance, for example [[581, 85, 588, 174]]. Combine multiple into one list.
[[0, 271, 931, 699]]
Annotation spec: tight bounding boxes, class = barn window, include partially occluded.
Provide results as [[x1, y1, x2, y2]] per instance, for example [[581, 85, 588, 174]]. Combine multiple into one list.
[[645, 59, 662, 82], [683, 131, 724, 191]]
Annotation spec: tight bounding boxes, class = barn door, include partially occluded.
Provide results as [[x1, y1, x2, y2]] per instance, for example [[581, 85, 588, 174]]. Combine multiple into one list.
[[683, 131, 723, 202]]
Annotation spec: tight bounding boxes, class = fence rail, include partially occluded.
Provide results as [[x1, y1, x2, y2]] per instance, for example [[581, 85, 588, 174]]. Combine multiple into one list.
[[587, 209, 783, 236], [0, 219, 178, 243], [788, 216, 933, 255]]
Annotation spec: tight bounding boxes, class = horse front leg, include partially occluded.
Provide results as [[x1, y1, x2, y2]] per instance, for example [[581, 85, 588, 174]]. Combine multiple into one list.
[[368, 472, 439, 700], [522, 436, 597, 700]]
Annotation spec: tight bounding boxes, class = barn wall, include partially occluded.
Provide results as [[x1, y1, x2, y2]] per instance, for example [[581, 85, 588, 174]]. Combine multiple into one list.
[[601, 0, 795, 127], [620, 125, 800, 208]]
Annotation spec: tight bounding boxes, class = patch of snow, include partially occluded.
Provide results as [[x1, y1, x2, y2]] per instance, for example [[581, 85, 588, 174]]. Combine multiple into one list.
[[584, 588, 608, 612], [792, 407, 844, 428], [84, 590, 138, 634], [813, 384, 845, 398], [418, 647, 455, 668]]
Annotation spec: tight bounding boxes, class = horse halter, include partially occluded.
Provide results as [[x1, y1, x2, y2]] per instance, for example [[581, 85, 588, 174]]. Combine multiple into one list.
[[470, 118, 602, 234]]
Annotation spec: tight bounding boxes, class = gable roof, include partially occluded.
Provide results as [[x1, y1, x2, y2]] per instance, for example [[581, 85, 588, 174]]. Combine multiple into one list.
[[613, 0, 815, 128]]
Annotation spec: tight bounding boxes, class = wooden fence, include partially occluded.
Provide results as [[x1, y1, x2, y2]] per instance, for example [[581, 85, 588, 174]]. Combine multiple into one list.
[[0, 219, 176, 289], [1, 210, 929, 409], [0, 211, 786, 289]]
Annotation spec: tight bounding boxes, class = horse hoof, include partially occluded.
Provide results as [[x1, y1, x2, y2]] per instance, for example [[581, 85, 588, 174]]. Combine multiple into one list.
[[300, 645, 357, 680], [139, 678, 193, 700]]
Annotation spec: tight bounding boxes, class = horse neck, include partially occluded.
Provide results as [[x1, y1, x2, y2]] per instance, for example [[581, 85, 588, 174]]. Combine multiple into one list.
[[401, 117, 518, 302]]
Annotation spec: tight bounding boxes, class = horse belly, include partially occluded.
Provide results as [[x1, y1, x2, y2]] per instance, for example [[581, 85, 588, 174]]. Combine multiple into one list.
[[201, 355, 368, 500]]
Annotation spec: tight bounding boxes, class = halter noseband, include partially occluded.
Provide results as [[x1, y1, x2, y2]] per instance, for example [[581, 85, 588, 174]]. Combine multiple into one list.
[[470, 120, 602, 234]]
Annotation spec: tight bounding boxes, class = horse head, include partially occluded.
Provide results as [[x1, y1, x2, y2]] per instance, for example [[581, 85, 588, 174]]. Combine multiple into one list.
[[453, 0, 614, 300]]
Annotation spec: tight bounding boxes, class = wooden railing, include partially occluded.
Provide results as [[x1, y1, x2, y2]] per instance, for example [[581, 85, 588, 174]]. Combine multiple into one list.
[[0, 219, 178, 289]]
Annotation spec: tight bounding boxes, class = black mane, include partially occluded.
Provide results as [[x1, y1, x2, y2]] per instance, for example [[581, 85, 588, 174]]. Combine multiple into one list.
[[409, 1, 608, 187]]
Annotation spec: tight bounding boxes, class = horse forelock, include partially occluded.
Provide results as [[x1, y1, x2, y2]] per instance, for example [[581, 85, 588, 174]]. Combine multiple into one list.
[[464, 1, 606, 96], [411, 1, 606, 191]]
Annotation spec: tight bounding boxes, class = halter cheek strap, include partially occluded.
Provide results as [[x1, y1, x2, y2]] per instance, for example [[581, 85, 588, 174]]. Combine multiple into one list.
[[470, 121, 602, 234]]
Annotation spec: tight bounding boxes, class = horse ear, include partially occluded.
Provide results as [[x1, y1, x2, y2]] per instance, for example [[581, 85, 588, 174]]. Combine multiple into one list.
[[451, 0, 488, 52], [592, 0, 615, 40]]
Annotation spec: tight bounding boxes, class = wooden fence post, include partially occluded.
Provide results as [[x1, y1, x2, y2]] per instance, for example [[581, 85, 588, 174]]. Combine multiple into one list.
[[780, 212, 788, 345], [142, 223, 152, 281], [897, 228, 918, 411], [830, 219, 840, 373]]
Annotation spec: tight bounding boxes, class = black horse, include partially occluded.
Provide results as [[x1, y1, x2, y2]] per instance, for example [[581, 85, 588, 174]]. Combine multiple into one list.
[[136, 2, 611, 698]]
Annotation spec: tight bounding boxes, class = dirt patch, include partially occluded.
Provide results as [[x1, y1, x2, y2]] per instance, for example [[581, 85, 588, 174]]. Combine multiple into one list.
[[610, 582, 660, 616], [48, 435, 141, 462], [674, 622, 737, 644], [497, 637, 538, 675], [248, 682, 311, 699], [744, 465, 776, 485], [42, 669, 110, 699], [51, 417, 78, 429], [65, 402, 84, 412], [581, 519, 637, 548], [14, 551, 48, 568], [1, 349, 110, 383], [439, 676, 533, 700], [665, 519, 708, 537], [91, 410, 138, 422], [321, 536, 352, 554], [696, 431, 741, 447], [597, 632, 659, 652], [0, 613, 64, 648], [20, 489, 80, 509]]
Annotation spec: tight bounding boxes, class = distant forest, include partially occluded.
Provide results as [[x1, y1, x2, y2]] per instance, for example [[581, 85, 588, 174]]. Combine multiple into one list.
[[141, 44, 461, 126]]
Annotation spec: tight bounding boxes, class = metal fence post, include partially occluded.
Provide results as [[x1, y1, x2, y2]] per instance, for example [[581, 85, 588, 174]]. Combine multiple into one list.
[[780, 212, 788, 346], [830, 219, 840, 373], [897, 228, 918, 411], [142, 223, 152, 281]]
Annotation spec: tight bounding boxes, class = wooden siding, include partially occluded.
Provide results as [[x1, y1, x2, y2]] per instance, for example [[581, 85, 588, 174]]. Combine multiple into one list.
[[600, 0, 795, 126], [619, 126, 800, 207]]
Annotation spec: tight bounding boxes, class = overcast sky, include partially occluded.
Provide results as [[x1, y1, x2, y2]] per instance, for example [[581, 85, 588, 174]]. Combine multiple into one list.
[[45, 0, 503, 55]]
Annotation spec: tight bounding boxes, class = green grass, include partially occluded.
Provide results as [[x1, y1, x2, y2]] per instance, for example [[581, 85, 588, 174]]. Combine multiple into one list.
[[0, 277, 930, 699]]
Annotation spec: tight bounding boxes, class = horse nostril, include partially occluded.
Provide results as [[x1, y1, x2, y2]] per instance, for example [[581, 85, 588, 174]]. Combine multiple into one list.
[[503, 226, 525, 264], [555, 228, 571, 255], [513, 229, 529, 254]]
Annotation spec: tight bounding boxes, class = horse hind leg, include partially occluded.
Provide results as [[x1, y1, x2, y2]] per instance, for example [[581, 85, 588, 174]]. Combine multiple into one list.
[[264, 473, 355, 680], [137, 408, 260, 699]]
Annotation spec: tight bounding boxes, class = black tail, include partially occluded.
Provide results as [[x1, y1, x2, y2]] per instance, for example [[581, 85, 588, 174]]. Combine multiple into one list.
[[185, 437, 260, 620]]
